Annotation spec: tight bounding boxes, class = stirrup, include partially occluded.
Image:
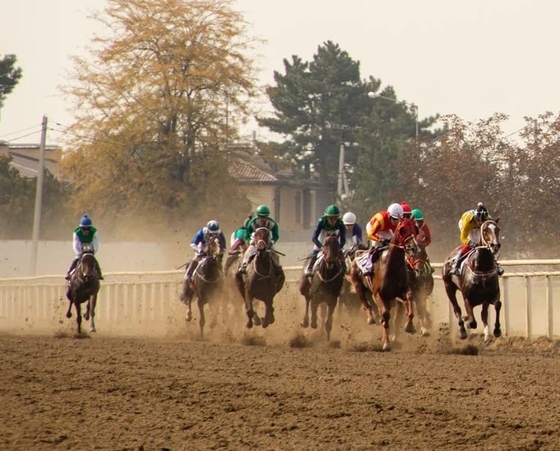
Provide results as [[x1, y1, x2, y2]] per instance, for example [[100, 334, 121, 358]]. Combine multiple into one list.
[[238, 265, 247, 274], [450, 267, 460, 276], [497, 266, 504, 276]]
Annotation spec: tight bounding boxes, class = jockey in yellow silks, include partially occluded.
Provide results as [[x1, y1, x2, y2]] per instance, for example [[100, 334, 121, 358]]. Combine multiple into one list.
[[451, 202, 504, 276]]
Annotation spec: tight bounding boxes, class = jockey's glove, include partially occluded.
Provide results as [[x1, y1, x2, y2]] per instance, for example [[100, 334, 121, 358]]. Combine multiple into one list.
[[468, 240, 477, 248]]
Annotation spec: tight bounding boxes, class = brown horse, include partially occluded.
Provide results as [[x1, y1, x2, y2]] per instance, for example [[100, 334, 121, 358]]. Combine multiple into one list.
[[441, 219, 501, 342], [404, 244, 434, 336], [66, 251, 101, 335], [235, 227, 285, 329], [299, 235, 345, 341], [349, 218, 418, 350], [180, 236, 224, 337]]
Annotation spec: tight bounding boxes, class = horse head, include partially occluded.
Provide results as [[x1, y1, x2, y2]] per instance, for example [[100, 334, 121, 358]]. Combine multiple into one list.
[[207, 235, 222, 260], [254, 227, 271, 252], [394, 218, 419, 256], [78, 253, 98, 283], [480, 219, 501, 256], [321, 235, 340, 268]]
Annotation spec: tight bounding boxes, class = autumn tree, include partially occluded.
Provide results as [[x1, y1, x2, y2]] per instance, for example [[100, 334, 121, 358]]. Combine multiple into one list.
[[61, 0, 258, 235], [0, 54, 23, 110]]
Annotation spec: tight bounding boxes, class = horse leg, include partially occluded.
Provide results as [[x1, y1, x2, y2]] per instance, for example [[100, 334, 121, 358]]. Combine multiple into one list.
[[261, 299, 273, 329], [89, 295, 97, 333], [493, 299, 502, 338], [416, 294, 432, 336], [300, 276, 311, 328], [464, 300, 477, 330], [354, 277, 374, 325], [444, 283, 467, 339], [198, 298, 206, 337], [376, 295, 392, 351], [325, 299, 336, 342], [403, 292, 416, 335], [244, 295, 254, 329], [75, 302, 83, 335], [481, 303, 491, 343], [310, 297, 319, 329], [66, 300, 73, 319]]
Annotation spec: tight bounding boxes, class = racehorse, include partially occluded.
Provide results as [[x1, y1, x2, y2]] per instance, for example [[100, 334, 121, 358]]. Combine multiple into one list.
[[235, 227, 285, 329], [66, 245, 101, 335], [349, 218, 418, 350], [404, 244, 434, 336], [299, 235, 345, 341], [441, 219, 502, 342], [180, 236, 224, 337]]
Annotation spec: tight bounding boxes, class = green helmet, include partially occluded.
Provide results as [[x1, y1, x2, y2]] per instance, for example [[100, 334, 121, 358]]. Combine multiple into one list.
[[256, 205, 270, 217], [324, 204, 340, 217], [411, 208, 424, 220]]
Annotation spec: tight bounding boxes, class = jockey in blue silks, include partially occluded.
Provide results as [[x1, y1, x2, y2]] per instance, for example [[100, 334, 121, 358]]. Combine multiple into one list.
[[183, 220, 227, 284]]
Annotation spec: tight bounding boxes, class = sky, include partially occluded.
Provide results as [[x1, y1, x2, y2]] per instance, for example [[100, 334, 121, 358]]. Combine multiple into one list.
[[1, 0, 559, 145]]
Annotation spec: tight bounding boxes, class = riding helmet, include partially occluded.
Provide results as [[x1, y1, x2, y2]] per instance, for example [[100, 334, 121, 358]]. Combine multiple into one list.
[[207, 220, 220, 232], [411, 208, 424, 221], [324, 205, 340, 217], [342, 212, 356, 225], [79, 215, 93, 227], [387, 203, 403, 219], [256, 205, 270, 217]]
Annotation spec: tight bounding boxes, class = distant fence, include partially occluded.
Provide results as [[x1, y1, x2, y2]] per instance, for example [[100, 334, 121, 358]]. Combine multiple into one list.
[[0, 261, 559, 339]]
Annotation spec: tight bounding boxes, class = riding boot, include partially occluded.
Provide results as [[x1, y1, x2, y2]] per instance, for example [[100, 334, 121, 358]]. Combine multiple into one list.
[[450, 255, 463, 275], [304, 254, 318, 276], [96, 262, 104, 280], [184, 260, 198, 284], [65, 258, 78, 280], [238, 260, 248, 274]]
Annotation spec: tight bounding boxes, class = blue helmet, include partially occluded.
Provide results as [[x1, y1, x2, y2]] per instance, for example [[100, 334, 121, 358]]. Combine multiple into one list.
[[79, 215, 93, 227], [207, 220, 220, 232]]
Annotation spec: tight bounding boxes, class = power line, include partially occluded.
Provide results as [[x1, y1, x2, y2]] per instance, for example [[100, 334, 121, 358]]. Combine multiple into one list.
[[0, 124, 43, 140]]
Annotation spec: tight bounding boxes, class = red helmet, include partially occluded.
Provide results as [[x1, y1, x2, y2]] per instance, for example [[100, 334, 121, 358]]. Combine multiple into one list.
[[401, 201, 412, 217]]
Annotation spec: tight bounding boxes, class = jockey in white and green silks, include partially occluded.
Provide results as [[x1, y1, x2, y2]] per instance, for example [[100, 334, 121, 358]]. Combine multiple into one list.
[[65, 214, 104, 280]]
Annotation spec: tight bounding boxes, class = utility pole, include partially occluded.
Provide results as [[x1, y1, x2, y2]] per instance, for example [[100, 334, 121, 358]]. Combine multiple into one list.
[[337, 142, 345, 199], [30, 115, 48, 276]]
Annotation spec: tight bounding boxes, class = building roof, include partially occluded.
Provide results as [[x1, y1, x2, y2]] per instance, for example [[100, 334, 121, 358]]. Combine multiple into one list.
[[228, 158, 279, 184]]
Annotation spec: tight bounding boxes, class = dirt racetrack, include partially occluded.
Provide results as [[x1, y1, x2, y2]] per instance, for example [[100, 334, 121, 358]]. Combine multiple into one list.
[[1, 322, 560, 451]]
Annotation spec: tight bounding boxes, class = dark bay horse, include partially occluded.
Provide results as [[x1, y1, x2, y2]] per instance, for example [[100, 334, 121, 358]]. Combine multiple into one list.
[[180, 236, 224, 337], [349, 218, 418, 350], [299, 235, 345, 341], [404, 244, 434, 336], [442, 219, 501, 342], [66, 251, 101, 335], [235, 227, 285, 329]]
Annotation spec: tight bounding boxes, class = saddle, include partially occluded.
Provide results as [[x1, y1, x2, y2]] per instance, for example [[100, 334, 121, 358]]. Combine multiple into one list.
[[355, 243, 388, 275]]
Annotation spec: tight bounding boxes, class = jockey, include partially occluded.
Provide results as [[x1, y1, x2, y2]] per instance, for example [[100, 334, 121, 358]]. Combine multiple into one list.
[[183, 220, 227, 284], [451, 202, 504, 276], [65, 214, 104, 280], [365, 203, 403, 273], [224, 214, 253, 273], [342, 211, 365, 253], [238, 205, 281, 274], [411, 208, 436, 274], [304, 204, 346, 277]]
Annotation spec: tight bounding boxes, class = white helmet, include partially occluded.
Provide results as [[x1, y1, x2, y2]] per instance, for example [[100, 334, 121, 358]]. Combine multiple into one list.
[[387, 203, 403, 219], [342, 212, 356, 225]]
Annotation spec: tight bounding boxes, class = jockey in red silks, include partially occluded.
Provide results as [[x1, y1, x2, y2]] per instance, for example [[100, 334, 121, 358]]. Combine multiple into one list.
[[364, 203, 403, 274], [401, 201, 413, 219], [451, 202, 504, 276], [411, 208, 435, 274]]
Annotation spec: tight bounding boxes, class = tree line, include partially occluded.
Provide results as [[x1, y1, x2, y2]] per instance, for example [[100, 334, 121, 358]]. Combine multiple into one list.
[[1, 0, 559, 258]]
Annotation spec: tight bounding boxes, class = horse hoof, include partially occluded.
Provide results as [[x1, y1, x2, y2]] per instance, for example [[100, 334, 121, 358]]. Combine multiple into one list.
[[66, 312, 72, 319], [405, 325, 416, 334], [382, 343, 391, 352], [310, 321, 318, 329], [494, 329, 502, 338], [301, 319, 309, 328], [420, 327, 430, 337], [367, 317, 375, 326], [459, 329, 468, 340], [90, 327, 96, 333], [468, 321, 477, 330], [84, 314, 90, 321], [246, 321, 253, 329], [262, 320, 269, 329], [186, 313, 193, 322]]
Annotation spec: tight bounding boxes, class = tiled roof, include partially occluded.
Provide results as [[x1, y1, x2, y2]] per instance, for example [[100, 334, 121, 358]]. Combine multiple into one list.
[[229, 158, 279, 184], [9, 162, 38, 179]]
